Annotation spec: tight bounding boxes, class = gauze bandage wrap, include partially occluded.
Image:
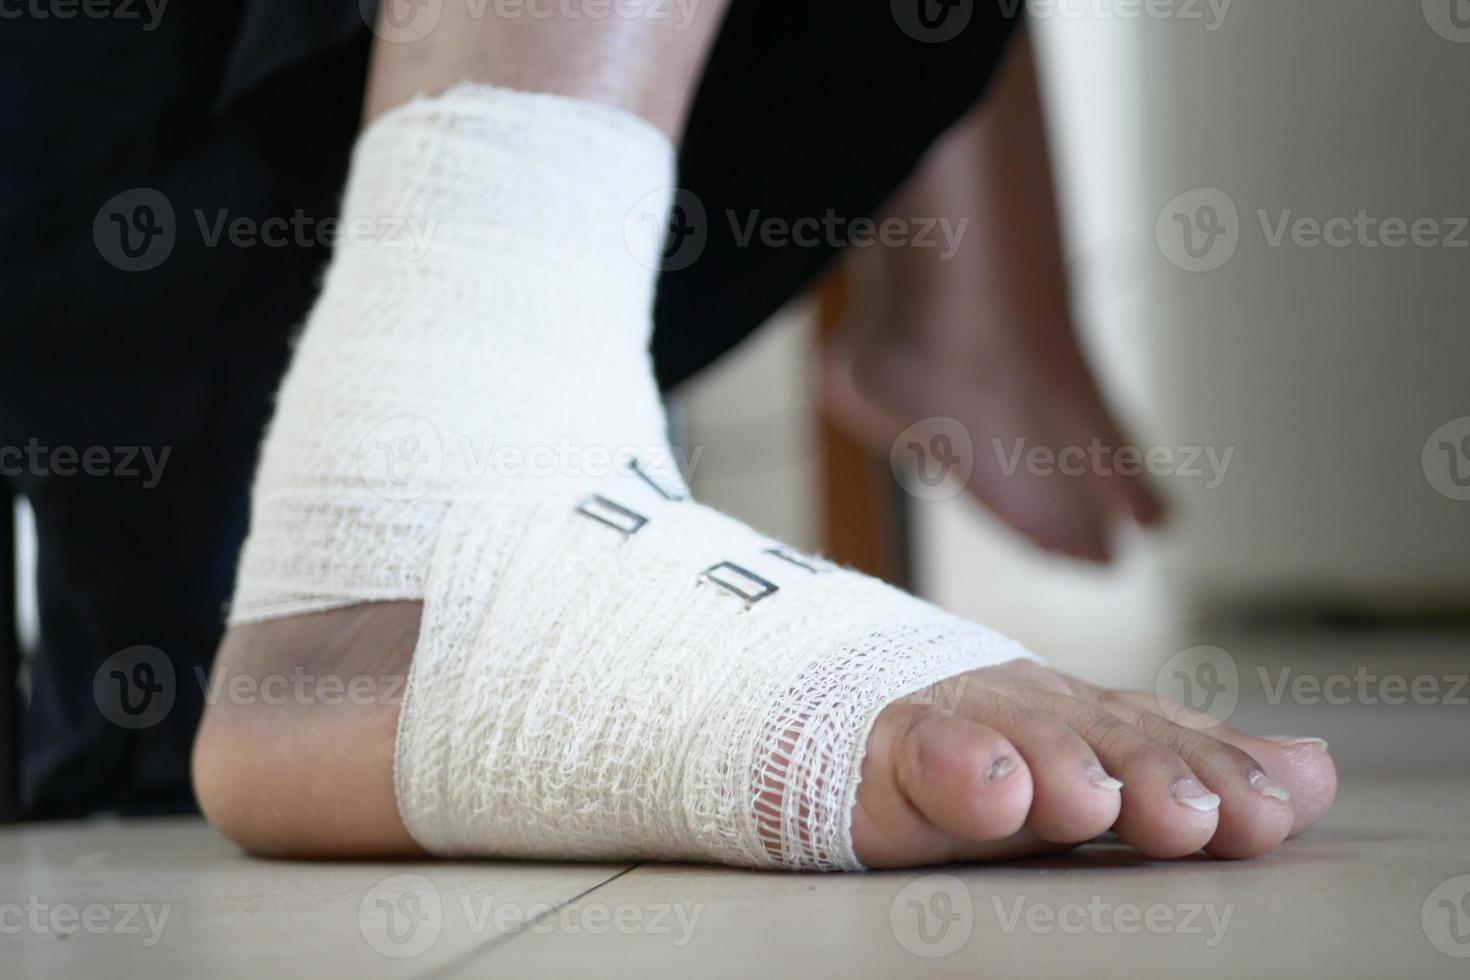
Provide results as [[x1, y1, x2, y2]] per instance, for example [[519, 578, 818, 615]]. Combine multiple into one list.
[[230, 85, 672, 620], [230, 85, 1042, 871]]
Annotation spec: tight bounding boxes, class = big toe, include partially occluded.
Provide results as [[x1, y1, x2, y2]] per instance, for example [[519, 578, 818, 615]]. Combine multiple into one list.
[[853, 704, 1035, 867]]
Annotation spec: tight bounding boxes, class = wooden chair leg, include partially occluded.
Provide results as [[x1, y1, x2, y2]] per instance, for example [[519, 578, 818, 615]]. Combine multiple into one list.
[[816, 270, 912, 590]]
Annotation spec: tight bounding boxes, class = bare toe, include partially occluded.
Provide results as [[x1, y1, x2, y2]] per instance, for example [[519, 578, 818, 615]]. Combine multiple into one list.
[[1091, 695, 1294, 859], [853, 703, 1034, 867], [948, 687, 1123, 844], [1092, 689, 1337, 838]]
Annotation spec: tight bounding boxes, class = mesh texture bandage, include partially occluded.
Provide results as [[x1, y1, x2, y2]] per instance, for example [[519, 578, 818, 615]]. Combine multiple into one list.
[[231, 85, 672, 619], [229, 84, 1041, 871]]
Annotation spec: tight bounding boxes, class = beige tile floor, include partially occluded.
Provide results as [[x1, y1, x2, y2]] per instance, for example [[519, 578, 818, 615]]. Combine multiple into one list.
[[4, 630, 1468, 979]]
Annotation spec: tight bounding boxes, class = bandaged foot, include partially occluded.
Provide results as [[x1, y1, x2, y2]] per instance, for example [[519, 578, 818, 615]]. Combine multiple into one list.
[[212, 85, 1335, 869]]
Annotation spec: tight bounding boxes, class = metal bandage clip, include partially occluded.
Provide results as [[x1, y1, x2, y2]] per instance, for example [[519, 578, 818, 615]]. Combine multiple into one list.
[[573, 457, 684, 538], [628, 458, 685, 501], [574, 494, 648, 538], [763, 545, 826, 574], [700, 561, 780, 607]]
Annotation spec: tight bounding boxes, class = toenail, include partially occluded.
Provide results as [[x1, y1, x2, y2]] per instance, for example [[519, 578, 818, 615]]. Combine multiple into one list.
[[1248, 768, 1292, 802], [985, 757, 1017, 783], [1085, 766, 1123, 791], [1172, 778, 1222, 812], [1263, 735, 1329, 751]]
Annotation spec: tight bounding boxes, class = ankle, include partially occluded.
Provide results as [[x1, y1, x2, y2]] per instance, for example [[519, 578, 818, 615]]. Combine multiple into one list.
[[193, 603, 424, 857]]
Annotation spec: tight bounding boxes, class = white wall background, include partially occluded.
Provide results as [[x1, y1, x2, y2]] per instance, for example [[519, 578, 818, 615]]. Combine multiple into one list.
[[684, 1, 1470, 684]]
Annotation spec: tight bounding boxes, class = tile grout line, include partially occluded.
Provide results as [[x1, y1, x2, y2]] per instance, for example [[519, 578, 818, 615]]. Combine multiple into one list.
[[414, 863, 644, 980]]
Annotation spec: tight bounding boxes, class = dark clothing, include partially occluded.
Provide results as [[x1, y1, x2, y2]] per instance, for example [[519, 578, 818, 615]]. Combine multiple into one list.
[[0, 0, 1021, 817]]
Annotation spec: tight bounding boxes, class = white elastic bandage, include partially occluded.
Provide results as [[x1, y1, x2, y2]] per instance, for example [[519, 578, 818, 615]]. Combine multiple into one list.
[[230, 84, 1042, 870]]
